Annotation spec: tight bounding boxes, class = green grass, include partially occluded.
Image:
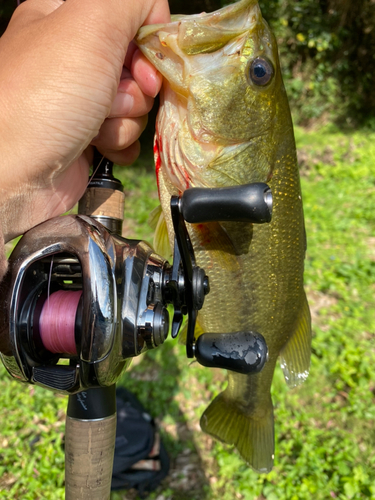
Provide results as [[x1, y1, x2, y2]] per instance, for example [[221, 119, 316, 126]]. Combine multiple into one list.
[[1, 126, 375, 499]]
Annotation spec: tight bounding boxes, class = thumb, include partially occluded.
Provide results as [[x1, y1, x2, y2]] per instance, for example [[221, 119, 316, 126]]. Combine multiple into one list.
[[9, 0, 65, 27], [10, 0, 170, 72], [53, 0, 171, 55]]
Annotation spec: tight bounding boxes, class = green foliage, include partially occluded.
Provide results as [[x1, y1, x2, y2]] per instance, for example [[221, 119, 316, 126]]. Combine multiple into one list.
[[256, 0, 375, 125], [1, 127, 375, 499], [0, 370, 66, 499], [115, 152, 159, 243]]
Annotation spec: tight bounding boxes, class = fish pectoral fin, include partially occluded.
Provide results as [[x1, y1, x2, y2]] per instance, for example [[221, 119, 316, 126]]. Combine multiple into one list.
[[200, 389, 274, 473], [151, 207, 173, 260], [148, 205, 162, 231], [279, 292, 312, 388]]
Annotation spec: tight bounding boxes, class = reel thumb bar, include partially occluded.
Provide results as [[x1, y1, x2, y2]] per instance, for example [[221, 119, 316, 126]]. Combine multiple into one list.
[[65, 151, 124, 500]]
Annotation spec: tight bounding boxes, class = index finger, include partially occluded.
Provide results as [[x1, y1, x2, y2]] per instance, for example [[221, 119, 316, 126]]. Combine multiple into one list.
[[130, 48, 163, 97]]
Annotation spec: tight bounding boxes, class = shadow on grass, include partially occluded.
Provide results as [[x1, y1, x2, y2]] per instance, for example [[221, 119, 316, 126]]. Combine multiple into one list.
[[115, 338, 211, 500]]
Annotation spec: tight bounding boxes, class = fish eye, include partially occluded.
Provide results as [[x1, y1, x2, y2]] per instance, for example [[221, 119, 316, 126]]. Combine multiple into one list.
[[248, 57, 274, 86]]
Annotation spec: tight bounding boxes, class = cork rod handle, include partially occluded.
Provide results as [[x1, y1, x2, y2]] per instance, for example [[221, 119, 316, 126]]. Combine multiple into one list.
[[65, 415, 116, 500], [64, 385, 117, 500]]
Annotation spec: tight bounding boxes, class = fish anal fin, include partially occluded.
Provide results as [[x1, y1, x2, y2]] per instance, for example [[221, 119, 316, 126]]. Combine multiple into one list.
[[200, 391, 274, 473], [280, 292, 312, 388]]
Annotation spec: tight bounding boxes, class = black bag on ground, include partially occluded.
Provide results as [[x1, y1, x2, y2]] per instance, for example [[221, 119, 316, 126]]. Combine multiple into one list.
[[111, 387, 170, 497]]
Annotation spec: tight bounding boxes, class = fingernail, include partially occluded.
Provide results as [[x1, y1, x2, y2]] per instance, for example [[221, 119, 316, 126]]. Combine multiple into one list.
[[150, 72, 163, 98], [110, 93, 134, 117]]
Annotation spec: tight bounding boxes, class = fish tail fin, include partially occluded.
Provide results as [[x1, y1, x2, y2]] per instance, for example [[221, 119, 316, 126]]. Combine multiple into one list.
[[200, 390, 274, 473], [280, 291, 311, 387]]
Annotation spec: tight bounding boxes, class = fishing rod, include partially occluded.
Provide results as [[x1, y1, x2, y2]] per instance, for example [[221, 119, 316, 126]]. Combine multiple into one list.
[[0, 144, 272, 498], [63, 152, 123, 498]]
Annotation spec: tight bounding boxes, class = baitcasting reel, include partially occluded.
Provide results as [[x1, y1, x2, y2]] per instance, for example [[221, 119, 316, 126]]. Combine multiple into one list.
[[0, 173, 272, 395]]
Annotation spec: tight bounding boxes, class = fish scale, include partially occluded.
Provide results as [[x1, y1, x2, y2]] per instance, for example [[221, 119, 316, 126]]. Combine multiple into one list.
[[136, 0, 311, 472]]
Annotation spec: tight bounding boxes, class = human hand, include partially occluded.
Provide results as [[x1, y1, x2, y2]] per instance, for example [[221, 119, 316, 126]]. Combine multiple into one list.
[[0, 0, 170, 243]]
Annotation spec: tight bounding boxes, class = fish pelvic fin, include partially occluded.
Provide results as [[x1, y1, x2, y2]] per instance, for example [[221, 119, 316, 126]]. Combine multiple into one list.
[[280, 292, 312, 388], [200, 391, 274, 473], [178, 319, 204, 345], [150, 206, 173, 260]]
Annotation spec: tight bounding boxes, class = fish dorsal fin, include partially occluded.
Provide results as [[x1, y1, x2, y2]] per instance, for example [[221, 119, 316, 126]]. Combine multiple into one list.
[[279, 292, 311, 388]]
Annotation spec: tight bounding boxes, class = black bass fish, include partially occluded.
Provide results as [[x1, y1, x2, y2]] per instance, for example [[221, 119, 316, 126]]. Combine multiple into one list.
[[135, 0, 311, 472]]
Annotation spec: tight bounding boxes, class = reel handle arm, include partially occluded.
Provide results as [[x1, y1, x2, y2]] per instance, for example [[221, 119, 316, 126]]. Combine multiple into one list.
[[170, 183, 272, 365]]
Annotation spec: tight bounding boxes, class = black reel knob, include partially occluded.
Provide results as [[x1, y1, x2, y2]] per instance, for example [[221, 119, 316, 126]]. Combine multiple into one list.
[[194, 331, 268, 375], [180, 182, 272, 224]]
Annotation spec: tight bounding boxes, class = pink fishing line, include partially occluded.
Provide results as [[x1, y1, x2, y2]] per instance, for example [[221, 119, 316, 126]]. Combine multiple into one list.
[[39, 290, 82, 355]]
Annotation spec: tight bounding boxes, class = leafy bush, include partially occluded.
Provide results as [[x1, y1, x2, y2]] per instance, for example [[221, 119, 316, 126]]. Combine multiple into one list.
[[257, 0, 375, 125]]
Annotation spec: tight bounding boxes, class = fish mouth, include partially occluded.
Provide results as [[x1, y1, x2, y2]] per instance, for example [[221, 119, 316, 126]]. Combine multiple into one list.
[[135, 0, 260, 97]]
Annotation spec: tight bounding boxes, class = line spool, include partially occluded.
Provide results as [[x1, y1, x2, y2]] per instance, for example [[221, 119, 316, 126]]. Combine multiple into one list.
[[39, 290, 82, 355]]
